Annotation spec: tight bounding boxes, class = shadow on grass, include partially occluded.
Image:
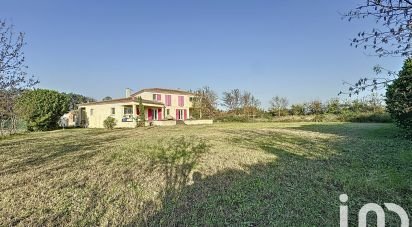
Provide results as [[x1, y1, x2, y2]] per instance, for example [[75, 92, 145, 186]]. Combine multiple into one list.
[[0, 130, 126, 176], [134, 124, 411, 226]]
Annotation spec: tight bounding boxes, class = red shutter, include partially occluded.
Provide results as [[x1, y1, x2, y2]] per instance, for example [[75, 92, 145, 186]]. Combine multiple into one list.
[[176, 109, 179, 120], [184, 109, 187, 120], [158, 108, 162, 120]]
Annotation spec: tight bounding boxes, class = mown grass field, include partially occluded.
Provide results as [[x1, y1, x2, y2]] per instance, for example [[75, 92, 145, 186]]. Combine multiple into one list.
[[1, 122, 411, 226]]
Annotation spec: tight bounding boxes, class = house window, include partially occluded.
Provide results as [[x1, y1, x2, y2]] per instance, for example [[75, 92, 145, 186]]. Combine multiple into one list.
[[166, 109, 170, 116], [111, 108, 115, 115], [165, 95, 172, 106], [124, 107, 133, 115], [190, 97, 194, 102], [90, 109, 94, 116], [152, 94, 161, 101]]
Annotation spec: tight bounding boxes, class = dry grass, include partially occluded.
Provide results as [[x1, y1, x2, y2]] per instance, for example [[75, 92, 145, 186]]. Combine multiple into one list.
[[0, 122, 411, 226]]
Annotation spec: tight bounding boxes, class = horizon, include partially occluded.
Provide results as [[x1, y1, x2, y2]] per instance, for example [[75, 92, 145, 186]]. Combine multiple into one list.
[[1, 0, 404, 107]]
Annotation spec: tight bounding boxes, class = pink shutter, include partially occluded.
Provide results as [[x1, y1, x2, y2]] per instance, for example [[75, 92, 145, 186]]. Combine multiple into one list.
[[166, 95, 171, 106], [158, 108, 162, 120], [148, 109, 153, 121], [157, 94, 161, 101], [178, 96, 184, 107], [184, 109, 187, 120]]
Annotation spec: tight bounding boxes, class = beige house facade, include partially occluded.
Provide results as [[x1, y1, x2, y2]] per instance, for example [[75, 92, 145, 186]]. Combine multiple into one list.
[[78, 88, 195, 128]]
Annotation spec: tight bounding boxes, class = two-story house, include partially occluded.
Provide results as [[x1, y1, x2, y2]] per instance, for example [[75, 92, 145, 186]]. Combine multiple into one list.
[[78, 88, 195, 128]]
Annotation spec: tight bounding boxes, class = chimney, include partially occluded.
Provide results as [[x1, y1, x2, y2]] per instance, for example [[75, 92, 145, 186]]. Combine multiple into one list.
[[125, 88, 132, 98]]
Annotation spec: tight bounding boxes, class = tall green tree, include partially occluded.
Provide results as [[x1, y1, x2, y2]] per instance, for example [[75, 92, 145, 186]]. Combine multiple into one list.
[[63, 92, 96, 110], [386, 58, 412, 135], [16, 89, 69, 131], [137, 96, 145, 127]]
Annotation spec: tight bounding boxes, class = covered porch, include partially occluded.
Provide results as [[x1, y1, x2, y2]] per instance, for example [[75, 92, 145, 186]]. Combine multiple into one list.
[[120, 102, 165, 124]]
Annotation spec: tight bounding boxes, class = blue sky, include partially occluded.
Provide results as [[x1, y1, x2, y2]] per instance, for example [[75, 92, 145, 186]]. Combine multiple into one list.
[[1, 0, 405, 107]]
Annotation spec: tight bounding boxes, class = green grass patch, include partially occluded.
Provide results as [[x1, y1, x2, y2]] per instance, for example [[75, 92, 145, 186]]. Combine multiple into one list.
[[0, 122, 410, 226]]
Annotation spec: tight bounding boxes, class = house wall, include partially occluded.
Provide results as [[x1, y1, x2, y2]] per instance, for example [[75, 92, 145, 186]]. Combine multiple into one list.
[[79, 102, 169, 128], [79, 102, 138, 128], [135, 91, 193, 120]]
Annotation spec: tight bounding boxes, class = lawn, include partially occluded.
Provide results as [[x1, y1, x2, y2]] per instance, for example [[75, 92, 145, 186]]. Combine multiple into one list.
[[1, 122, 411, 226]]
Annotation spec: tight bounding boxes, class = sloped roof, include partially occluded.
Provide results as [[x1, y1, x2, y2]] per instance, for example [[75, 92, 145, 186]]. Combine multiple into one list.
[[131, 88, 194, 96], [78, 97, 164, 106]]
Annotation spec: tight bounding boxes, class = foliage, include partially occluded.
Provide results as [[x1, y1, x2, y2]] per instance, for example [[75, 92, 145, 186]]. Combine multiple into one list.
[[0, 20, 39, 135], [222, 89, 242, 114], [289, 104, 305, 115], [137, 96, 145, 127], [240, 91, 261, 119], [386, 58, 412, 135], [306, 100, 324, 115], [63, 92, 96, 110], [269, 96, 288, 117], [214, 114, 250, 123], [222, 89, 260, 118], [338, 112, 392, 123], [102, 96, 112, 101], [191, 86, 218, 119], [15, 89, 69, 131], [103, 116, 116, 129], [345, 0, 412, 57], [326, 98, 341, 114]]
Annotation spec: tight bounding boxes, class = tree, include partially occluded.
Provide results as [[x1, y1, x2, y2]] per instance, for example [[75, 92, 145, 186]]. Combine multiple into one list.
[[0, 20, 38, 135], [269, 96, 289, 117], [345, 0, 412, 57], [290, 104, 305, 115], [102, 96, 112, 101], [366, 93, 384, 112], [64, 92, 96, 110], [341, 1, 412, 96], [137, 96, 145, 127], [222, 89, 241, 114], [307, 100, 324, 115], [326, 98, 342, 114], [15, 89, 69, 131], [386, 58, 412, 134], [241, 91, 261, 119], [192, 86, 218, 119]]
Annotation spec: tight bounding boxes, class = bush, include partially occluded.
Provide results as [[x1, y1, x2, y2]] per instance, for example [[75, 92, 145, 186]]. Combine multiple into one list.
[[337, 111, 392, 123], [214, 115, 249, 123], [15, 89, 69, 131], [386, 58, 412, 135], [103, 116, 116, 129]]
